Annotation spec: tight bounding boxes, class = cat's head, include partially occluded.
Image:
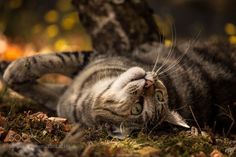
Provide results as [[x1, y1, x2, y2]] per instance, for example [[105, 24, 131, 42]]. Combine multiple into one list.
[[92, 67, 189, 139]]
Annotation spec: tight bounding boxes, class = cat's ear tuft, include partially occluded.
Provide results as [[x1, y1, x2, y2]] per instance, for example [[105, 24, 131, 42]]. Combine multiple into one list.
[[164, 111, 190, 128]]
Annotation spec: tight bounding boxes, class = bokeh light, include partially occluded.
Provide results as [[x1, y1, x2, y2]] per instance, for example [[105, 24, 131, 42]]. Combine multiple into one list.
[[56, 0, 72, 12], [44, 10, 59, 23], [0, 22, 5, 32], [32, 24, 43, 34], [3, 44, 23, 61], [225, 23, 236, 35], [164, 39, 172, 47], [8, 0, 22, 9], [0, 36, 7, 54], [61, 12, 78, 30], [229, 36, 236, 45], [46, 25, 59, 38], [54, 38, 68, 51], [0, 0, 236, 62], [0, 0, 93, 61]]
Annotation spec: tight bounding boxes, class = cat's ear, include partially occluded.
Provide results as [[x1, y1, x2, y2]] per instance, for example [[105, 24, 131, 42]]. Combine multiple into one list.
[[164, 110, 190, 128]]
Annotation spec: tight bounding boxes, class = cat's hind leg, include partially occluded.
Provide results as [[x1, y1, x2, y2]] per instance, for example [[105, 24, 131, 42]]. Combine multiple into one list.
[[0, 61, 10, 81], [10, 83, 68, 110], [2, 51, 91, 110]]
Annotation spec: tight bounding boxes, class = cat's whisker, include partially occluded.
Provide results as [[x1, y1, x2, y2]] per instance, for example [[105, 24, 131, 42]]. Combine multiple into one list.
[[155, 19, 176, 74], [158, 29, 201, 75], [159, 59, 195, 79], [171, 63, 196, 78], [172, 104, 188, 111], [151, 19, 167, 73], [155, 38, 175, 74], [159, 67, 194, 83], [152, 21, 166, 72], [147, 119, 163, 136], [151, 47, 160, 72], [158, 40, 191, 75]]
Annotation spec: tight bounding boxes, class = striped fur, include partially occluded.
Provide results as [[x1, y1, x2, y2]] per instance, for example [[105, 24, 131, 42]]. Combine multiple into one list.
[[1, 41, 236, 137], [133, 41, 236, 133], [2, 51, 91, 109]]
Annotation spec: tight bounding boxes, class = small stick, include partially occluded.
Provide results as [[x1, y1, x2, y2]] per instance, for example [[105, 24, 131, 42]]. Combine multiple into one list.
[[189, 105, 202, 132], [60, 124, 85, 147], [226, 105, 234, 136]]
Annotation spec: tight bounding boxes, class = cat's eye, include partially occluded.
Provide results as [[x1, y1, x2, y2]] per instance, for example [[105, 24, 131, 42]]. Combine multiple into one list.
[[131, 102, 143, 115], [131, 96, 144, 115], [155, 90, 164, 102]]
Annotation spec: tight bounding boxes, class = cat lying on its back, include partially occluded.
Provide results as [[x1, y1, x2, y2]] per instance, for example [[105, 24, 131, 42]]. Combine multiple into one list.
[[1, 41, 236, 138]]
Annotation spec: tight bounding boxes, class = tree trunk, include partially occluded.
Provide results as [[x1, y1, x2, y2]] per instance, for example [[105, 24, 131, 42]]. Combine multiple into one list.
[[72, 0, 163, 55]]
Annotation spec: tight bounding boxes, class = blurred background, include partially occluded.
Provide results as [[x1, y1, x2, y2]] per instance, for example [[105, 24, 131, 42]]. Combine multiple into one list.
[[0, 0, 236, 61], [0, 0, 91, 61]]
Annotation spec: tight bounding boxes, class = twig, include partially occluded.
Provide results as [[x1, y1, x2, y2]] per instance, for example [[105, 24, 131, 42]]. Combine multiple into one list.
[[226, 105, 234, 136], [189, 105, 202, 132], [215, 104, 235, 136], [60, 124, 85, 147]]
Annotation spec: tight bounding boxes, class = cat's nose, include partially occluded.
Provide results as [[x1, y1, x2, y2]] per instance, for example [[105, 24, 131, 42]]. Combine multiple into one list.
[[145, 79, 154, 88], [144, 72, 155, 88]]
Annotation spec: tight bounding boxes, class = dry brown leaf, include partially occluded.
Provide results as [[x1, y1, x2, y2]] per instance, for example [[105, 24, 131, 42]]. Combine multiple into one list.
[[0, 115, 7, 127], [45, 121, 54, 133], [48, 117, 67, 123], [63, 124, 73, 132], [4, 130, 22, 143], [30, 112, 48, 121], [210, 149, 224, 157], [21, 133, 31, 143], [0, 127, 5, 138], [195, 151, 207, 157]]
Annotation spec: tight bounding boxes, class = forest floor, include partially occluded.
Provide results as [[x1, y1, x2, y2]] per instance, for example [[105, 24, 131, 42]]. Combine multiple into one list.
[[0, 87, 236, 157]]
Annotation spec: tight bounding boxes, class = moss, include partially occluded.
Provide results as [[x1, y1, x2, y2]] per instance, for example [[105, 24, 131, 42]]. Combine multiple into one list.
[[0, 89, 236, 156]]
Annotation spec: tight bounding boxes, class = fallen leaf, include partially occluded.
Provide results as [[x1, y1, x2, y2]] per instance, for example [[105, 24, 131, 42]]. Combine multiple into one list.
[[195, 151, 207, 157], [46, 122, 53, 133], [30, 112, 48, 121], [0, 115, 7, 127], [0, 127, 6, 139], [4, 130, 22, 143], [210, 149, 224, 157], [63, 124, 73, 132], [21, 133, 31, 143], [48, 117, 67, 123]]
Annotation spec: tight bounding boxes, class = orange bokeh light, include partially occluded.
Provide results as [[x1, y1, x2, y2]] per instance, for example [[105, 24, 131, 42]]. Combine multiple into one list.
[[1, 44, 24, 61]]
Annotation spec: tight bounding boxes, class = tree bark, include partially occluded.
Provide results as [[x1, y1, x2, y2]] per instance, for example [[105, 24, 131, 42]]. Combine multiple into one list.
[[72, 0, 163, 55]]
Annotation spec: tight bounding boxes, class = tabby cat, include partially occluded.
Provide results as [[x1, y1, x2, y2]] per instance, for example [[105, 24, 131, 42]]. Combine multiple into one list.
[[1, 41, 236, 138]]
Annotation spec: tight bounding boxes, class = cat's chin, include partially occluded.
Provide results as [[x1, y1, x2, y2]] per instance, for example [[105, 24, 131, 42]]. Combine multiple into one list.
[[105, 124, 132, 139]]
